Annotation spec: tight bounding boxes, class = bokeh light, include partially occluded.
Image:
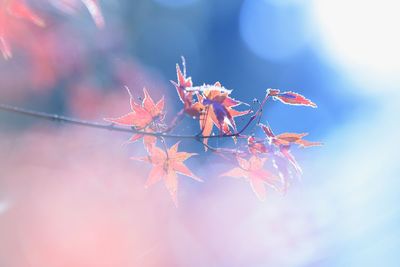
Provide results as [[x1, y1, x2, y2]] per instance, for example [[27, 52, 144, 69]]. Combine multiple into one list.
[[240, 0, 313, 61], [311, 0, 400, 92], [0, 200, 10, 215]]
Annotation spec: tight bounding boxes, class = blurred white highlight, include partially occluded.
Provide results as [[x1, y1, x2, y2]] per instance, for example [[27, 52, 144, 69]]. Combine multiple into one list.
[[240, 0, 312, 61], [0, 200, 10, 214], [311, 0, 400, 91]]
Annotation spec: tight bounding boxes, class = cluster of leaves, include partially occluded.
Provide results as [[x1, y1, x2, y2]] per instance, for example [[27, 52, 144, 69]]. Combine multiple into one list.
[[0, 2, 320, 205], [0, 0, 103, 59], [106, 58, 321, 206]]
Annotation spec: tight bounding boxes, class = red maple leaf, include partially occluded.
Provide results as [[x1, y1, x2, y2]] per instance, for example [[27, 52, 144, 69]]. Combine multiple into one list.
[[196, 82, 249, 149], [105, 87, 165, 151], [271, 132, 322, 148], [170, 58, 204, 118], [221, 156, 280, 201], [171, 57, 192, 102], [267, 88, 317, 108], [132, 142, 202, 206], [259, 123, 322, 177], [247, 135, 271, 155], [0, 0, 45, 59], [260, 124, 322, 148], [170, 60, 250, 148]]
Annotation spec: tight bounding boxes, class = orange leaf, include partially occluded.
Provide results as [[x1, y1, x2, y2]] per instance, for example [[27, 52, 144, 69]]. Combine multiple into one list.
[[171, 58, 204, 119], [260, 124, 322, 149], [221, 156, 280, 201], [105, 87, 165, 149], [247, 136, 270, 155], [267, 89, 317, 108], [132, 142, 201, 206], [199, 84, 249, 149], [257, 123, 322, 178]]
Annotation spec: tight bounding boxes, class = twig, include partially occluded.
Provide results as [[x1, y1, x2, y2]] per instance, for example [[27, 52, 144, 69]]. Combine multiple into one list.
[[163, 108, 185, 133], [193, 138, 242, 165], [0, 103, 258, 140]]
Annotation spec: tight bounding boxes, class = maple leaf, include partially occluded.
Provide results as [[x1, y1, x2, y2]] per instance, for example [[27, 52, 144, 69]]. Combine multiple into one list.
[[247, 135, 271, 155], [270, 132, 323, 148], [221, 156, 280, 201], [267, 88, 317, 108], [169, 59, 250, 140], [0, 0, 45, 59], [271, 152, 296, 192], [132, 142, 202, 206], [105, 87, 165, 151], [260, 124, 322, 149], [197, 82, 249, 149], [170, 59, 249, 145], [170, 57, 204, 118], [170, 57, 192, 102], [259, 124, 301, 176], [259, 123, 322, 178]]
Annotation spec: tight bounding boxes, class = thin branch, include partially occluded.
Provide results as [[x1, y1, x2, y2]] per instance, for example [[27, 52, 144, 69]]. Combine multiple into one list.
[[0, 103, 257, 140], [197, 105, 210, 136], [163, 108, 185, 133], [0, 92, 270, 141], [193, 137, 244, 165]]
